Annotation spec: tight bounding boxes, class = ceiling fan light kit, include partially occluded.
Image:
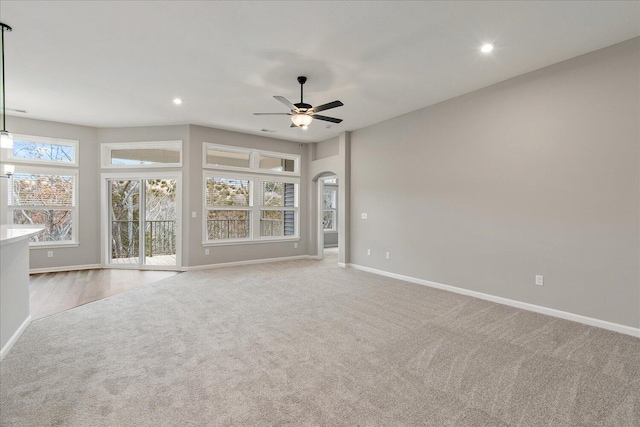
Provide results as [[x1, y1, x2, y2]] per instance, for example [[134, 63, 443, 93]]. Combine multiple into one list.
[[254, 76, 344, 129], [291, 113, 313, 127], [0, 22, 13, 149]]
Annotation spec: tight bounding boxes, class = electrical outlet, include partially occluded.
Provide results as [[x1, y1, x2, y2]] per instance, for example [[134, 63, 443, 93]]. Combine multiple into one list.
[[205, 248, 210, 255], [294, 243, 298, 249], [385, 252, 390, 259], [192, 211, 197, 218], [47, 251, 53, 258], [535, 275, 544, 286], [361, 213, 368, 220], [367, 249, 371, 256]]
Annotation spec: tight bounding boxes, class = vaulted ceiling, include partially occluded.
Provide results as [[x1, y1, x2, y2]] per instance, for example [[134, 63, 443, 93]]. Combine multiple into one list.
[[2, 1, 639, 142]]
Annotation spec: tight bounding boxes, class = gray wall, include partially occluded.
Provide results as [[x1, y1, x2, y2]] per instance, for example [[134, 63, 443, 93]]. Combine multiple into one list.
[[350, 38, 640, 328], [314, 136, 339, 160], [5, 116, 100, 269]]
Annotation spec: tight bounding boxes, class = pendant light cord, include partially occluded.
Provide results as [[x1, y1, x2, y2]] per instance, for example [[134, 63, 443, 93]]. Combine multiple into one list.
[[0, 23, 10, 133], [1, 24, 6, 132]]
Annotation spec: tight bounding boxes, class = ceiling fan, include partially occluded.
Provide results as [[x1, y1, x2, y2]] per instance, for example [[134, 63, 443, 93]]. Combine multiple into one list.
[[253, 76, 344, 128]]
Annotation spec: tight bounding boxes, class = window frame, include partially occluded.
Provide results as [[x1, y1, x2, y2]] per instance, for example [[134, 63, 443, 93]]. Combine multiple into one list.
[[202, 170, 300, 246], [2, 134, 79, 167], [101, 140, 183, 169], [203, 143, 300, 177], [4, 164, 80, 247]]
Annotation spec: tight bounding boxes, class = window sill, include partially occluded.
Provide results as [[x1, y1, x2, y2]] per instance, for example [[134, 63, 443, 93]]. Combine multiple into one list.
[[30, 242, 80, 249], [324, 230, 338, 234], [203, 237, 300, 247]]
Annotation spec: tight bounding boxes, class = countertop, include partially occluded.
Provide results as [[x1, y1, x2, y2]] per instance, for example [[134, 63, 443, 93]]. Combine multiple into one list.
[[0, 225, 45, 246]]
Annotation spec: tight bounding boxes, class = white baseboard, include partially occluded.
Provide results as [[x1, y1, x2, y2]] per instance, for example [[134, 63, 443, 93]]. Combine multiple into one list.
[[349, 263, 640, 338], [30, 264, 102, 274], [337, 262, 347, 268], [0, 316, 31, 362], [187, 255, 313, 271]]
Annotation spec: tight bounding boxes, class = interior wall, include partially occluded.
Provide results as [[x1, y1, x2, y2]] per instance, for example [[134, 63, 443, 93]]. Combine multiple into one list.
[[350, 38, 640, 328], [188, 125, 308, 267], [314, 136, 339, 160], [4, 116, 100, 270]]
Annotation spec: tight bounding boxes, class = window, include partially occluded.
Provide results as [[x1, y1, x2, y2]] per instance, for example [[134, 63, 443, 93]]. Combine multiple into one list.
[[6, 166, 78, 245], [2, 135, 79, 246], [258, 154, 295, 173], [3, 134, 78, 166], [205, 177, 251, 241], [259, 181, 296, 237], [203, 173, 298, 243], [102, 141, 182, 168], [204, 146, 251, 169], [203, 143, 300, 175], [323, 188, 337, 231], [202, 143, 300, 244]]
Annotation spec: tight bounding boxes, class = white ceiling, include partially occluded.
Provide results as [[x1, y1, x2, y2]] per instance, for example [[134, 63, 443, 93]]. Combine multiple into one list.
[[1, 1, 639, 143]]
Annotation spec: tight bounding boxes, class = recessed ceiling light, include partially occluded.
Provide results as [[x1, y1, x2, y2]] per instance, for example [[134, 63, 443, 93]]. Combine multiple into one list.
[[173, 98, 183, 105], [480, 43, 494, 53]]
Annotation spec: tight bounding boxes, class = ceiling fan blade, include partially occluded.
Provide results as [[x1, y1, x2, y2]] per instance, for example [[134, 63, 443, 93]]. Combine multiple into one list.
[[311, 100, 343, 113], [312, 114, 343, 124], [253, 112, 292, 115], [274, 96, 297, 111]]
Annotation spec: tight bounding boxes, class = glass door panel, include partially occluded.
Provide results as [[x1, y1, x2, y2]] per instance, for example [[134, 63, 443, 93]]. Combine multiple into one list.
[[144, 179, 177, 266], [108, 178, 177, 268], [109, 180, 141, 265]]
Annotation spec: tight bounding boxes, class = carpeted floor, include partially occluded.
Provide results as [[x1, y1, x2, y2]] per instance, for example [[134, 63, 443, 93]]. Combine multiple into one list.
[[1, 256, 639, 426]]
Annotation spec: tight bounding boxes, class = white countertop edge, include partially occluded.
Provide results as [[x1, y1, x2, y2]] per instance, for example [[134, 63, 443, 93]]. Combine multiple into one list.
[[0, 225, 46, 246]]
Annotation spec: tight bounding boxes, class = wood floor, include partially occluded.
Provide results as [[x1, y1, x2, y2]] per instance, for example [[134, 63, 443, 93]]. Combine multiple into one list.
[[30, 269, 180, 320]]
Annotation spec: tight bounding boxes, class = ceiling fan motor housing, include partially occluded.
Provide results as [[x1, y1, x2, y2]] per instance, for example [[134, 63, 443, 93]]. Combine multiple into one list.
[[294, 102, 312, 111]]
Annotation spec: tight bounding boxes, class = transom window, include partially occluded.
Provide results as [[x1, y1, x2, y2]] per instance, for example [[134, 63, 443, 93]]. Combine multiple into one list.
[[101, 141, 183, 168], [2, 134, 78, 166], [203, 143, 300, 176]]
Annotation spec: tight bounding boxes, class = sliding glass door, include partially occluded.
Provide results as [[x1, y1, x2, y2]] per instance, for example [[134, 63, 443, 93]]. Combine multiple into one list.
[[108, 177, 178, 268]]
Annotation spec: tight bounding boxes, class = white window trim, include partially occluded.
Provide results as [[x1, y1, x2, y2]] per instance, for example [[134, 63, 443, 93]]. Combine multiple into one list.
[[4, 164, 80, 246], [2, 134, 79, 167], [202, 170, 300, 245], [101, 140, 183, 169], [203, 142, 300, 176]]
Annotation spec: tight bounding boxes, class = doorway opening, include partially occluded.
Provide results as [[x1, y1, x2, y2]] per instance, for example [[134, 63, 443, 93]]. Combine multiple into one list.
[[318, 175, 339, 262]]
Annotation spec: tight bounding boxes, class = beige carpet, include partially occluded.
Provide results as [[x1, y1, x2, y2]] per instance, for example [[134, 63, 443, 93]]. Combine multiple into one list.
[[1, 257, 638, 426]]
